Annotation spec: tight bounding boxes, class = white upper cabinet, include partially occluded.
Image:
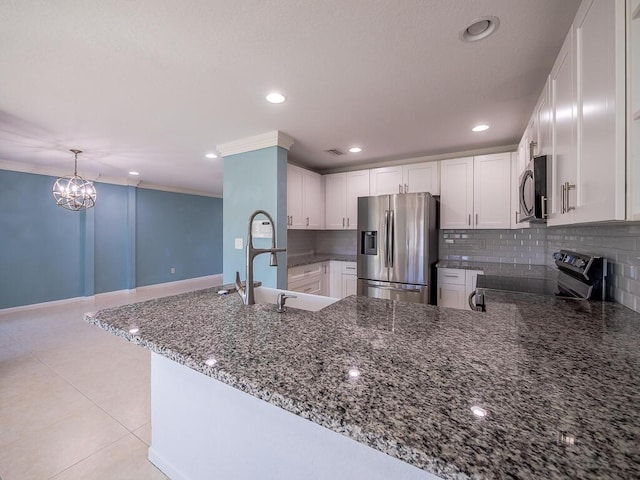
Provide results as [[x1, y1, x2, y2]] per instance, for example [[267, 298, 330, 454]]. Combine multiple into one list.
[[549, 28, 577, 225], [440, 154, 511, 229], [473, 154, 512, 229], [440, 157, 475, 228], [287, 164, 324, 229], [324, 170, 369, 230], [369, 161, 440, 196], [369, 166, 404, 195], [630, 0, 640, 220], [547, 0, 626, 225], [345, 170, 370, 228], [403, 162, 440, 195]]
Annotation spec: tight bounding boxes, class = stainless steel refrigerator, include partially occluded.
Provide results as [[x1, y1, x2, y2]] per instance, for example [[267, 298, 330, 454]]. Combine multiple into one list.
[[357, 192, 438, 304]]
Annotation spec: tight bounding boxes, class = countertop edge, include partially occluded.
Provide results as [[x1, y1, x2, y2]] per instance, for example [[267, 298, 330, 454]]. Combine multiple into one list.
[[84, 311, 469, 480]]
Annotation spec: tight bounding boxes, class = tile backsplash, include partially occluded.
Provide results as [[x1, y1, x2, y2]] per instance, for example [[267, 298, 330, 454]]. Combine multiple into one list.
[[440, 223, 640, 313], [287, 230, 357, 256]]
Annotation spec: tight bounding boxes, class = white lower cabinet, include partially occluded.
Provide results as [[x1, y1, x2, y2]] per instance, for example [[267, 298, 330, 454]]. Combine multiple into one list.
[[288, 263, 328, 296], [437, 268, 482, 311], [290, 261, 356, 299]]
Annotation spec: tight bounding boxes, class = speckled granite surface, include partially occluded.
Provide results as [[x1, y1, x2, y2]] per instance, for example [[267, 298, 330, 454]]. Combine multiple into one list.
[[288, 253, 356, 268], [85, 289, 640, 479], [437, 260, 556, 279]]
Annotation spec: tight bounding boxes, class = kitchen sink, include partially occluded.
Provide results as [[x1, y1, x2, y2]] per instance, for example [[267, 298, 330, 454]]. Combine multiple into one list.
[[253, 287, 339, 312]]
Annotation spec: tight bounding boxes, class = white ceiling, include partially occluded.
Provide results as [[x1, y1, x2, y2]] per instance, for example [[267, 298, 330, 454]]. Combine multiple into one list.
[[0, 0, 581, 196]]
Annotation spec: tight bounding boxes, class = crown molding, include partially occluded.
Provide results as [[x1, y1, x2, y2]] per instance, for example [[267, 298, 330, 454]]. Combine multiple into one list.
[[318, 144, 519, 174], [138, 182, 222, 198], [217, 131, 295, 158], [0, 160, 218, 197]]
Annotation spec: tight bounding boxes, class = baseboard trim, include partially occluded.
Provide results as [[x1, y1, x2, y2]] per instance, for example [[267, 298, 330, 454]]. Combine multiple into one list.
[[0, 295, 89, 315], [136, 274, 222, 292], [0, 274, 223, 315], [148, 448, 189, 480]]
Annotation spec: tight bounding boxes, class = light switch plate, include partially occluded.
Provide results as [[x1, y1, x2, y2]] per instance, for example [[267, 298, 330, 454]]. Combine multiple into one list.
[[235, 238, 243, 250]]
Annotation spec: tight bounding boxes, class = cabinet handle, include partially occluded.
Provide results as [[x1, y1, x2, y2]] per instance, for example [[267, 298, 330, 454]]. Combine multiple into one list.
[[529, 140, 537, 161], [304, 287, 312, 292], [398, 184, 402, 194], [346, 266, 356, 270], [347, 217, 350, 227], [475, 213, 478, 226], [561, 184, 565, 214], [342, 217, 345, 228], [306, 217, 309, 226], [468, 214, 471, 226], [515, 211, 519, 223], [565, 182, 575, 212], [439, 288, 442, 300], [541, 196, 547, 218], [404, 184, 408, 194], [444, 274, 459, 278]]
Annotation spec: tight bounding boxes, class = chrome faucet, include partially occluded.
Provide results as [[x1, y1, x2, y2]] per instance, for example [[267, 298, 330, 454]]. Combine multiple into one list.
[[235, 210, 286, 305]]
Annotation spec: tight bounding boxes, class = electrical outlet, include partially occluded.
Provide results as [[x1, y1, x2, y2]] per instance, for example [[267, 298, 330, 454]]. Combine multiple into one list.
[[235, 238, 243, 250], [170, 267, 176, 274]]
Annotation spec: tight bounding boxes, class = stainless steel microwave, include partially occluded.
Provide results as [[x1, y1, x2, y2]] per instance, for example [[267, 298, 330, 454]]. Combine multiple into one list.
[[518, 155, 548, 223]]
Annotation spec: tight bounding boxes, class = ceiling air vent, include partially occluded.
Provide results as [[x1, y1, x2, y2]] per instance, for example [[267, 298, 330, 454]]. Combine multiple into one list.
[[324, 148, 344, 156]]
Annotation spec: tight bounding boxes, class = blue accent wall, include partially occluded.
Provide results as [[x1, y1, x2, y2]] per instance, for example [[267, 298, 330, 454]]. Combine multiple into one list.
[[0, 169, 223, 309], [0, 170, 82, 308], [136, 188, 223, 287], [223, 146, 288, 288]]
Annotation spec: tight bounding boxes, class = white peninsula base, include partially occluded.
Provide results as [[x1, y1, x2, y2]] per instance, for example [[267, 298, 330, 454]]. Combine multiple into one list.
[[149, 353, 441, 480]]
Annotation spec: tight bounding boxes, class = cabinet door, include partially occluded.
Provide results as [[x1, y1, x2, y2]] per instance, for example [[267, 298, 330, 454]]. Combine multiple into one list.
[[325, 173, 347, 229], [548, 29, 577, 225], [404, 162, 440, 195], [534, 77, 552, 156], [369, 166, 404, 195], [573, 0, 626, 223], [303, 170, 324, 229], [473, 153, 512, 229], [345, 170, 370, 229], [329, 261, 342, 298], [342, 275, 357, 297], [438, 284, 467, 309], [287, 165, 305, 229], [440, 157, 474, 229]]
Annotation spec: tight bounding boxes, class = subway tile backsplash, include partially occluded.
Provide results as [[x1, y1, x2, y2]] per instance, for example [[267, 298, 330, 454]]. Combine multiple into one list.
[[287, 230, 357, 256], [440, 223, 640, 313]]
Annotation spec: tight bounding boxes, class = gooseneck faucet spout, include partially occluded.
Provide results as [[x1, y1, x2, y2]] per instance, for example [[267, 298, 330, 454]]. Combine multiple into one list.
[[235, 210, 286, 305]]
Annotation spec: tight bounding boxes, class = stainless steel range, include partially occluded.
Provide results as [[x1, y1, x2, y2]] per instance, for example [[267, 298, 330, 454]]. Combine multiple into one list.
[[470, 250, 607, 311]]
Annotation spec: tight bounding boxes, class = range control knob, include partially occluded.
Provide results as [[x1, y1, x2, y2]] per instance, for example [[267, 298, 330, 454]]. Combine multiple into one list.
[[574, 259, 586, 269]]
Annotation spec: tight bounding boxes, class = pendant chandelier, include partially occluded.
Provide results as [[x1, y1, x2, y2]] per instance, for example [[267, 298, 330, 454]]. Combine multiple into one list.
[[52, 149, 97, 211]]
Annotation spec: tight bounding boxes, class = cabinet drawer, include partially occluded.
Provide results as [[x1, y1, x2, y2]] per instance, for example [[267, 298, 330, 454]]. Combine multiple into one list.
[[341, 262, 357, 275], [288, 277, 323, 295], [288, 263, 324, 282], [437, 268, 466, 285]]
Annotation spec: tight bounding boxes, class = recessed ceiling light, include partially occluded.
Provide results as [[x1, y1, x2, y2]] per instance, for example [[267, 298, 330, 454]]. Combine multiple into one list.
[[472, 124, 490, 132], [348, 147, 362, 153], [266, 92, 286, 104], [471, 405, 487, 417], [205, 153, 218, 159], [128, 171, 140, 176], [460, 16, 500, 42]]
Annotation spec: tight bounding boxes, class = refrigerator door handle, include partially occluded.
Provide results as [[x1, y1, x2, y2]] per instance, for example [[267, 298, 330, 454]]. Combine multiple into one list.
[[383, 209, 390, 268], [389, 209, 394, 268], [363, 282, 421, 293]]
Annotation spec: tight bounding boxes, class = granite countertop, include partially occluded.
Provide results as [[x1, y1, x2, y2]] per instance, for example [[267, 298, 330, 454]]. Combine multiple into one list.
[[288, 253, 356, 268], [437, 260, 557, 279], [85, 289, 640, 479]]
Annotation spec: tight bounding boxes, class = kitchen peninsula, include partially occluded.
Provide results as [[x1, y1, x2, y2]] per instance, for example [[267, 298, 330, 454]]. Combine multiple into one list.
[[86, 287, 640, 479]]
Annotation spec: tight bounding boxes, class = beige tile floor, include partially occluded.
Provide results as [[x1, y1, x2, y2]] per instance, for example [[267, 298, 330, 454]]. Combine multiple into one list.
[[0, 278, 215, 480]]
